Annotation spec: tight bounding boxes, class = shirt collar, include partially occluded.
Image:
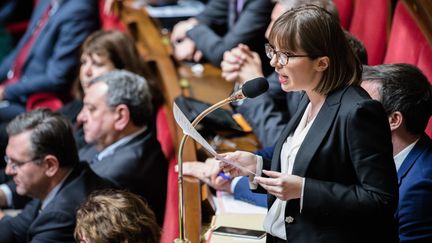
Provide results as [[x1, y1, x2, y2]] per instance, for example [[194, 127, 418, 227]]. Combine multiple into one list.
[[393, 139, 419, 171], [97, 126, 147, 161], [41, 167, 73, 210], [50, 0, 63, 16]]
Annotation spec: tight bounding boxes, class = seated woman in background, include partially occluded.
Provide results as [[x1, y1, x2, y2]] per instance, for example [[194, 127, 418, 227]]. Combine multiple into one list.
[[59, 29, 163, 148], [75, 189, 161, 243]]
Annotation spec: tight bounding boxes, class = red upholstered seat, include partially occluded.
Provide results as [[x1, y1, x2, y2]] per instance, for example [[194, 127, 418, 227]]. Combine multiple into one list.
[[332, 0, 354, 29], [349, 0, 391, 65], [384, 2, 432, 81], [25, 92, 64, 111], [384, 1, 432, 138], [156, 106, 180, 243]]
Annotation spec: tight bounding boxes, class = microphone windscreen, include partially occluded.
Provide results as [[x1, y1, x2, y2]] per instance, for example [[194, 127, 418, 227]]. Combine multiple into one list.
[[242, 77, 269, 98]]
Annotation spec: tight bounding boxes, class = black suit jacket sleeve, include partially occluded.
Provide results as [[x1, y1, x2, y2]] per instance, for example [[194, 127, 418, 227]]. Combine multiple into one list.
[[187, 0, 272, 66], [0, 200, 40, 243]]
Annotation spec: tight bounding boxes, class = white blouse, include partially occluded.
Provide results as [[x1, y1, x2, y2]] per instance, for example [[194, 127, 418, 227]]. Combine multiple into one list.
[[263, 102, 316, 240]]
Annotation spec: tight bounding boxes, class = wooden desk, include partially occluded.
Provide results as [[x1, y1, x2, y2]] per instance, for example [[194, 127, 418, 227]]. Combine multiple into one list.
[[178, 63, 234, 105]]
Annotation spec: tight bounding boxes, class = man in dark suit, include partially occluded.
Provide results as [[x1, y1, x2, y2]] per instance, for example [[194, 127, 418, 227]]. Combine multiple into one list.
[[0, 0, 99, 121], [362, 64, 432, 242], [0, 109, 111, 243], [77, 70, 168, 226], [170, 0, 273, 74]]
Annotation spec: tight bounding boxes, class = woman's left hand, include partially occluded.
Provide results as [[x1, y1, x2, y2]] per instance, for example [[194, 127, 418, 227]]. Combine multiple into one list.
[[255, 170, 304, 201]]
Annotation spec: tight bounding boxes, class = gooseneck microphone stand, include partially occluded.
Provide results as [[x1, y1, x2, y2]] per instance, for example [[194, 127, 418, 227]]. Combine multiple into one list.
[[174, 78, 268, 243], [174, 96, 240, 243]]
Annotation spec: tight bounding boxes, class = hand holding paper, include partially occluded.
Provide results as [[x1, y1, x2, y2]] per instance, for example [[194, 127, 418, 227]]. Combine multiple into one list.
[[217, 151, 259, 178], [173, 103, 257, 176]]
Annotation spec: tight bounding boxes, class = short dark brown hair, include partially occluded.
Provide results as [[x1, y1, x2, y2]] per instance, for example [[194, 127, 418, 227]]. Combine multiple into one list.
[[269, 5, 362, 94], [7, 109, 79, 168], [362, 64, 432, 135]]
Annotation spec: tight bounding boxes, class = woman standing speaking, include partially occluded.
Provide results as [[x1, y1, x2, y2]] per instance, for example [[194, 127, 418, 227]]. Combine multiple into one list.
[[220, 5, 398, 243]]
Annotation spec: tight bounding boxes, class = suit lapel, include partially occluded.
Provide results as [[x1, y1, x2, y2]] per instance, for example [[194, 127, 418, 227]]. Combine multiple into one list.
[[271, 95, 308, 172], [26, 200, 43, 242], [27, 0, 62, 62], [32, 200, 42, 220], [397, 135, 428, 184], [292, 89, 344, 176]]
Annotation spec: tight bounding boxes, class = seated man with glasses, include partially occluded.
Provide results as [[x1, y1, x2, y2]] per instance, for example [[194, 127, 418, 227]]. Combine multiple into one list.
[[0, 109, 112, 242]]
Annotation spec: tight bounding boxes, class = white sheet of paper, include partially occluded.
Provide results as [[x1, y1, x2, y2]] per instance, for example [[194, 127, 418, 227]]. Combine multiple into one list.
[[173, 103, 256, 176]]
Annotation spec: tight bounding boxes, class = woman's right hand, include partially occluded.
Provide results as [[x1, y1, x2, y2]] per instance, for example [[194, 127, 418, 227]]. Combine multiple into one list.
[[218, 151, 258, 177]]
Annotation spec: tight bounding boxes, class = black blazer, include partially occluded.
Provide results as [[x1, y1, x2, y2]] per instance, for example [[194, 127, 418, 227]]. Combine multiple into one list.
[[79, 127, 168, 225], [263, 86, 399, 243], [0, 163, 112, 243]]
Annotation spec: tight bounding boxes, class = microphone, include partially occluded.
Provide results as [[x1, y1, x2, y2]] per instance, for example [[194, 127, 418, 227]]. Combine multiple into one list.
[[229, 77, 269, 101], [174, 77, 268, 243]]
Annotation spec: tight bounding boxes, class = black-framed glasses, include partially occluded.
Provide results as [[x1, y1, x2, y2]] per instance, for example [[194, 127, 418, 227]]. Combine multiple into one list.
[[265, 43, 313, 66], [4, 155, 42, 171]]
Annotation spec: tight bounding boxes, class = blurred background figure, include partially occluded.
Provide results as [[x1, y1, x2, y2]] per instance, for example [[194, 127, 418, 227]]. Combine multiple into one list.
[[0, 0, 99, 122], [77, 70, 168, 226], [170, 0, 273, 75], [60, 29, 163, 149], [0, 29, 164, 169], [75, 189, 161, 243], [0, 109, 112, 242], [362, 64, 432, 243]]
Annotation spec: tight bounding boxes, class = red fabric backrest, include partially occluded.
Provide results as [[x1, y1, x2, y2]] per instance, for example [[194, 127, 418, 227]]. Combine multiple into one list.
[[384, 2, 432, 80], [349, 0, 391, 65], [5, 22, 29, 34], [25, 92, 64, 111], [156, 107, 180, 243], [384, 1, 432, 138], [332, 0, 354, 29]]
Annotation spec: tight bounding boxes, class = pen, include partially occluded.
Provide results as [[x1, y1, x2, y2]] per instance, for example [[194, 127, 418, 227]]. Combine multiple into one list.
[[217, 171, 231, 181]]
